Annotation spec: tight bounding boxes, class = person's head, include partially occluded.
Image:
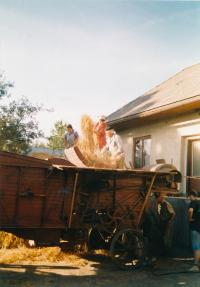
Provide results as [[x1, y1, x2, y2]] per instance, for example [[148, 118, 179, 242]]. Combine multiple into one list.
[[98, 115, 106, 123], [106, 128, 115, 138], [189, 190, 198, 200], [154, 192, 165, 203], [67, 124, 73, 133]]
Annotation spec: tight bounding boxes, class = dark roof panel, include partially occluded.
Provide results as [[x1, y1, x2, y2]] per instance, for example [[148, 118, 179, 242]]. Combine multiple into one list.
[[107, 63, 200, 123]]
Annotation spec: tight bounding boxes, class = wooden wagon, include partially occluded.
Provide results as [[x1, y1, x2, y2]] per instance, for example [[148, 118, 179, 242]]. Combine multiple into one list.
[[0, 150, 181, 269]]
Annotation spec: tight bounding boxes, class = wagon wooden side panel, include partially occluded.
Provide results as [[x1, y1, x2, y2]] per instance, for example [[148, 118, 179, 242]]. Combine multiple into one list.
[[0, 151, 180, 249], [0, 165, 18, 226], [0, 152, 74, 242]]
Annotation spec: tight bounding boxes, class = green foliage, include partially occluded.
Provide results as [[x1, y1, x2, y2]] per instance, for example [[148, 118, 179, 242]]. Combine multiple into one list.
[[0, 73, 44, 154], [0, 73, 13, 99], [47, 121, 67, 150], [0, 97, 44, 154]]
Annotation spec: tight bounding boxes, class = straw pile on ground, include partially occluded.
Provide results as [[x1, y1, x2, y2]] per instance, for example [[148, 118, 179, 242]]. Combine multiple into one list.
[[78, 114, 124, 169], [0, 246, 87, 265], [0, 232, 87, 265], [0, 231, 26, 249]]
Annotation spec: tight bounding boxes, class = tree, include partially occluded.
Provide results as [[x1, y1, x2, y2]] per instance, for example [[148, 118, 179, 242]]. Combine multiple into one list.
[[47, 121, 67, 150], [0, 73, 44, 154], [0, 97, 44, 154], [0, 73, 13, 99]]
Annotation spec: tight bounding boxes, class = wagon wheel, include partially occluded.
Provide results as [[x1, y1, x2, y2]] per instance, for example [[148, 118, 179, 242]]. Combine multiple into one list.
[[88, 227, 110, 250], [98, 202, 127, 234], [110, 228, 145, 270], [98, 211, 122, 234]]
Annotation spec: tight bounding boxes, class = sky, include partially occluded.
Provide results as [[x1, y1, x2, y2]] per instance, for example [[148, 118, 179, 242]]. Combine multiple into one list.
[[0, 0, 200, 138]]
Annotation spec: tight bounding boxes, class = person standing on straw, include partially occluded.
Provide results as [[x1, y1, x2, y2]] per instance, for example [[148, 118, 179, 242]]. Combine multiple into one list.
[[103, 128, 124, 158], [64, 124, 79, 149], [102, 128, 125, 168], [93, 115, 107, 151]]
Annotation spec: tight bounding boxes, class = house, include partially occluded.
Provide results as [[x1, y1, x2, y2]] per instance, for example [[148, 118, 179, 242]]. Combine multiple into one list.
[[107, 63, 200, 194]]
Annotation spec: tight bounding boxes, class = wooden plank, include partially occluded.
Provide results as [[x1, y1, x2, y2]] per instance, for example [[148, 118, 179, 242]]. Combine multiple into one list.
[[68, 172, 79, 228], [136, 174, 156, 227], [0, 151, 51, 168]]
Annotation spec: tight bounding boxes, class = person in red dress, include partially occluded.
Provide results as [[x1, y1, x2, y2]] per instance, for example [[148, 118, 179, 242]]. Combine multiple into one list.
[[94, 115, 107, 150]]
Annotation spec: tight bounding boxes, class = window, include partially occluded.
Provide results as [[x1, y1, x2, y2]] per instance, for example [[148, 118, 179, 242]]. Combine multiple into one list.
[[188, 139, 200, 176], [187, 138, 200, 195], [134, 136, 151, 168]]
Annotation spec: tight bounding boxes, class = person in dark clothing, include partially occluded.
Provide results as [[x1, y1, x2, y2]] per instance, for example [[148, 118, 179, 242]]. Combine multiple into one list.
[[143, 192, 175, 258], [156, 192, 175, 252], [188, 190, 200, 272]]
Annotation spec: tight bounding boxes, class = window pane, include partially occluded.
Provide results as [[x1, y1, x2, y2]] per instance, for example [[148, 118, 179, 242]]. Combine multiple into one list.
[[135, 139, 143, 168], [192, 141, 200, 176], [144, 138, 151, 167]]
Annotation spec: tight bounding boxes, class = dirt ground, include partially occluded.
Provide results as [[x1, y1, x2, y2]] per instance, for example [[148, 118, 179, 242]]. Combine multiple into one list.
[[0, 252, 200, 287]]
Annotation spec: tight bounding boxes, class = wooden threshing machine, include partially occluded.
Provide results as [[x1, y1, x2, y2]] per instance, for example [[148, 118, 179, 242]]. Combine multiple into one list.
[[0, 150, 181, 269]]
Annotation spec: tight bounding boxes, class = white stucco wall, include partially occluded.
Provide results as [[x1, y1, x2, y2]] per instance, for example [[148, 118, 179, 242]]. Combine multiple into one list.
[[118, 112, 200, 193]]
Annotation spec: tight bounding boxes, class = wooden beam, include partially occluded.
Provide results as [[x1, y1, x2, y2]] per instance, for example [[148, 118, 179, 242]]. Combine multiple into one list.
[[68, 172, 79, 228], [112, 174, 117, 209], [136, 174, 156, 228], [13, 167, 22, 225]]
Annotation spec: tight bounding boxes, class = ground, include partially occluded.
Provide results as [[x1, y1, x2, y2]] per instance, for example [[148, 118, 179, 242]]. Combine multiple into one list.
[[0, 250, 200, 287]]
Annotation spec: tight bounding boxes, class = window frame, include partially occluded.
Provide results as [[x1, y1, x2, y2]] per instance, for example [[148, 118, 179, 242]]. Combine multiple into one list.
[[133, 135, 151, 168], [187, 139, 200, 177]]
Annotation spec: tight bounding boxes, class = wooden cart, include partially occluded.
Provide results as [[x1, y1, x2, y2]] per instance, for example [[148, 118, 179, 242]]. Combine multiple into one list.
[[0, 151, 180, 269]]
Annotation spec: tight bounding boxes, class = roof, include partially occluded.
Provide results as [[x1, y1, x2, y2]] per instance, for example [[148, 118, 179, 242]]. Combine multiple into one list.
[[29, 146, 64, 157], [107, 63, 200, 126]]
